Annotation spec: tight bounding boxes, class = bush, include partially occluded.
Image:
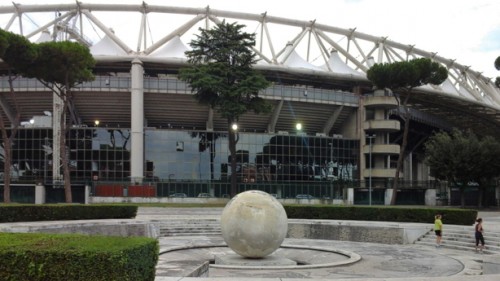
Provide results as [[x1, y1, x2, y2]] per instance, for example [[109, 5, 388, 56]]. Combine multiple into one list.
[[0, 232, 158, 281], [283, 205, 477, 225], [0, 204, 137, 223]]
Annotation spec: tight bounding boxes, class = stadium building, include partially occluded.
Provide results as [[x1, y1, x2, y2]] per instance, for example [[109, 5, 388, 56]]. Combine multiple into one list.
[[0, 3, 499, 205]]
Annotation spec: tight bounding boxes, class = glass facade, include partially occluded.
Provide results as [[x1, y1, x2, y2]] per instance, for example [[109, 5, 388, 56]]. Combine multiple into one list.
[[1, 127, 360, 198]]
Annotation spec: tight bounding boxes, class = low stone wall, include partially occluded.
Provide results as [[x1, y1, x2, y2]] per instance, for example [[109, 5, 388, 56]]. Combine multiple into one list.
[[0, 219, 430, 244], [0, 221, 158, 238], [287, 220, 430, 244], [90, 196, 344, 205], [90, 196, 230, 204]]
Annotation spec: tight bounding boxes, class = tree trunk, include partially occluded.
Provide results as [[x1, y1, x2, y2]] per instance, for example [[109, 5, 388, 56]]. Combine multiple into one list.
[[228, 127, 237, 197], [59, 89, 72, 203], [460, 186, 465, 208], [390, 91, 412, 205], [60, 113, 72, 203], [2, 137, 11, 203], [1, 74, 22, 203], [478, 185, 484, 208]]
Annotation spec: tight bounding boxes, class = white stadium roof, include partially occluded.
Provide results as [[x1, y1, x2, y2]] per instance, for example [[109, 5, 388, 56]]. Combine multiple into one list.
[[0, 2, 498, 136]]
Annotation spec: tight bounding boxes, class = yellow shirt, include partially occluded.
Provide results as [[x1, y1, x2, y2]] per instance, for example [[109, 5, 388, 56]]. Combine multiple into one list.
[[434, 219, 442, 231]]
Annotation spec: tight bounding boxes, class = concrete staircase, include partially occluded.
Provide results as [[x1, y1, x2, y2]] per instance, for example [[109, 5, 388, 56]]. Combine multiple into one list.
[[416, 224, 500, 255], [158, 219, 222, 237]]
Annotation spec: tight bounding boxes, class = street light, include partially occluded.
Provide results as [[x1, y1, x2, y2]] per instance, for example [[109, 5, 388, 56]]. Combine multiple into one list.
[[367, 134, 376, 205]]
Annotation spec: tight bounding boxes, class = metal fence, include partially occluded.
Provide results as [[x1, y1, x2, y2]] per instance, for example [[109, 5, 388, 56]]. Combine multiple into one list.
[[90, 180, 354, 200]]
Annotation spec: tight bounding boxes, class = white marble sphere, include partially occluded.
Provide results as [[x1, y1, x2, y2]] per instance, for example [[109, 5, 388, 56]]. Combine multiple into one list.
[[221, 190, 288, 258]]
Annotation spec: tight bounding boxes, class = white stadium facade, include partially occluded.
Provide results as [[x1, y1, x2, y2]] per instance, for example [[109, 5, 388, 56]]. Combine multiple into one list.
[[0, 2, 499, 205]]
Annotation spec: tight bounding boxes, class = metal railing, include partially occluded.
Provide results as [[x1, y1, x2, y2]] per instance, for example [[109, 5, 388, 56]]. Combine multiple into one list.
[[0, 76, 360, 106]]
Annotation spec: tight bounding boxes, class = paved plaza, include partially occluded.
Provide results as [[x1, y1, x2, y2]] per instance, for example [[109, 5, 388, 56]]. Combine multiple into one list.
[[135, 207, 500, 281], [1, 207, 499, 280]]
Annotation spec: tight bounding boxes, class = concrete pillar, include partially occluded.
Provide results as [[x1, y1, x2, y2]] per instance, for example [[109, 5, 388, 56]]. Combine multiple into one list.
[[384, 189, 393, 205], [277, 186, 283, 199], [84, 185, 90, 204], [35, 184, 46, 204], [346, 187, 354, 205], [130, 58, 144, 184], [209, 185, 215, 197], [425, 189, 436, 206]]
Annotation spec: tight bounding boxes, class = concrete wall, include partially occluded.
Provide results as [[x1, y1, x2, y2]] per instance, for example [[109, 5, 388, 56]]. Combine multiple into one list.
[[0, 221, 158, 238], [287, 220, 430, 244], [90, 196, 230, 205], [1, 219, 430, 244], [90, 196, 344, 205]]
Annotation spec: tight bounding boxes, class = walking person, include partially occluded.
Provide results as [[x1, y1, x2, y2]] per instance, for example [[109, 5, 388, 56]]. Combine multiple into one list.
[[475, 218, 485, 253], [434, 214, 443, 248]]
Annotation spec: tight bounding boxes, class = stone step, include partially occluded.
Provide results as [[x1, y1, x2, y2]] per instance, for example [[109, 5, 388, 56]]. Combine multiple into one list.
[[418, 237, 500, 252], [415, 240, 496, 255], [420, 230, 500, 245], [161, 231, 222, 237], [416, 225, 500, 255], [444, 235, 500, 244], [442, 230, 500, 239], [158, 219, 222, 237], [422, 232, 500, 242]]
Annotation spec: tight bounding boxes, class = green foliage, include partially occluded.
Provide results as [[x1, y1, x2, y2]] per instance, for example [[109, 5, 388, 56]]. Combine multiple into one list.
[[25, 41, 95, 86], [424, 129, 500, 184], [0, 204, 137, 223], [0, 232, 158, 281], [0, 28, 95, 88], [179, 21, 272, 122], [283, 205, 477, 225], [367, 58, 448, 90], [0, 29, 38, 73], [496, 56, 500, 88]]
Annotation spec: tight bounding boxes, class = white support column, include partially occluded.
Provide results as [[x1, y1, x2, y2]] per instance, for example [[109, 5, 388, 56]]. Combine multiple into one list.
[[377, 42, 384, 63], [385, 189, 393, 205], [84, 184, 90, 204], [346, 187, 354, 205], [35, 184, 46, 204], [130, 58, 144, 184], [425, 189, 436, 206]]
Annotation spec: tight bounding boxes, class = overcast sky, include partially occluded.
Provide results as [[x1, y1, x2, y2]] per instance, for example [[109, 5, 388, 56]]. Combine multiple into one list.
[[6, 0, 500, 79]]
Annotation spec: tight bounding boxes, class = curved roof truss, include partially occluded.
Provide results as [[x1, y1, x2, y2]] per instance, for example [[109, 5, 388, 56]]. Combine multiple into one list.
[[0, 2, 499, 110]]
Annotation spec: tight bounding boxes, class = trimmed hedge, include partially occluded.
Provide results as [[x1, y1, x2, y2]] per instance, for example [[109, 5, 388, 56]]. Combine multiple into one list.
[[283, 205, 478, 225], [0, 232, 158, 281], [0, 204, 137, 223]]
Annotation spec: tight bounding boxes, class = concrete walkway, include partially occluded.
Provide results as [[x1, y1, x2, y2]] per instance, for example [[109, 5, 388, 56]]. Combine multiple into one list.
[[135, 207, 500, 281], [1, 207, 499, 280]]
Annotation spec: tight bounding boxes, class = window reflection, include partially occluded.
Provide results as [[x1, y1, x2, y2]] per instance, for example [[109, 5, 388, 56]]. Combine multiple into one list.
[[145, 130, 359, 184], [2, 128, 359, 188]]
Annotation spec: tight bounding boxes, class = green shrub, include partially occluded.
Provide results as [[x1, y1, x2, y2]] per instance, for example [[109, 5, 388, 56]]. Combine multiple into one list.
[[0, 204, 137, 223], [0, 232, 158, 281], [283, 205, 477, 225]]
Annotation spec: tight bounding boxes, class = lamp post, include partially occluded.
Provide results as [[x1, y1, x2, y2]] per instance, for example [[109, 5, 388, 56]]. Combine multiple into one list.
[[367, 134, 376, 205]]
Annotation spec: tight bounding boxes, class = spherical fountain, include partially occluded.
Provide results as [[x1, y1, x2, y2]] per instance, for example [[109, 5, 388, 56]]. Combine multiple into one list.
[[155, 191, 466, 279], [217, 190, 293, 265]]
